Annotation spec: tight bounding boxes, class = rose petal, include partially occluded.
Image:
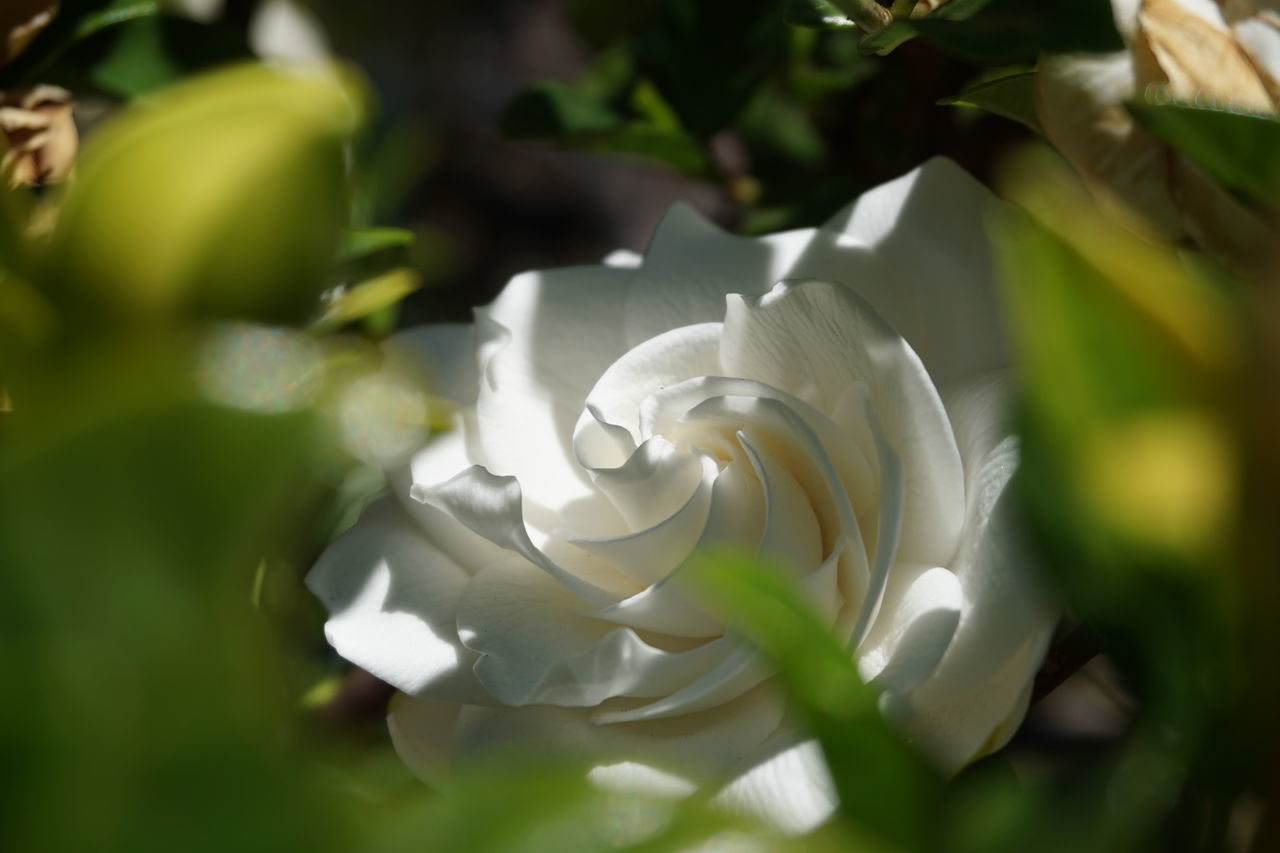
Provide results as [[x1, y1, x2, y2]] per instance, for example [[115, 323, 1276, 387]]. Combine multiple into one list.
[[720, 280, 961, 569], [821, 157, 1009, 385], [387, 692, 465, 788], [587, 436, 707, 532], [447, 682, 787, 775], [580, 322, 724, 446], [474, 265, 635, 516], [385, 323, 478, 407], [891, 424, 1055, 769], [395, 414, 510, 573], [560, 454, 718, 585], [857, 563, 962, 695], [892, 631, 1049, 772], [588, 457, 761, 638], [596, 544, 844, 724], [306, 498, 488, 703], [712, 735, 837, 836], [738, 430, 824, 574], [413, 465, 637, 605]]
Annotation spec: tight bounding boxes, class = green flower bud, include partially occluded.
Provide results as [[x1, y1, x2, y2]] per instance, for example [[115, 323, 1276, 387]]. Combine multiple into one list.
[[51, 62, 365, 324]]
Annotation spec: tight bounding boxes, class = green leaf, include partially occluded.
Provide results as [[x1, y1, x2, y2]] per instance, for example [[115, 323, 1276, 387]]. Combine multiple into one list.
[[687, 547, 942, 851], [859, 19, 918, 55], [785, 0, 858, 30], [501, 82, 710, 177], [996, 150, 1242, 733], [313, 268, 420, 333], [1127, 100, 1280, 207], [863, 0, 1122, 62], [939, 71, 1043, 134], [0, 339, 353, 852], [917, 0, 1121, 62], [338, 227, 415, 264], [501, 80, 625, 139], [631, 0, 789, 139]]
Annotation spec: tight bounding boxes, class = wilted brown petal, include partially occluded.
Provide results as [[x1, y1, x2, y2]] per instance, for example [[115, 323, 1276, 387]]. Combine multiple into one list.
[[1136, 0, 1276, 110], [1036, 51, 1268, 264], [0, 84, 77, 187]]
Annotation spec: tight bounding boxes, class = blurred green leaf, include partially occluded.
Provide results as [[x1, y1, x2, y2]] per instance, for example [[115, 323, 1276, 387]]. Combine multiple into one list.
[[1128, 100, 1280, 207], [501, 80, 710, 177], [0, 339, 352, 853], [339, 227, 415, 264], [313, 268, 420, 333], [50, 62, 364, 325], [631, 0, 789, 138], [996, 150, 1245, 762], [688, 548, 942, 851], [501, 80, 625, 139], [785, 0, 858, 30], [939, 71, 1042, 134]]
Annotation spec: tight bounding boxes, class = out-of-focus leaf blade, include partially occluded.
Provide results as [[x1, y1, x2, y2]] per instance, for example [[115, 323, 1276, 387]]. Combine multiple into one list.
[[940, 71, 1042, 134], [688, 547, 942, 851], [338, 227, 414, 264], [313, 268, 420, 333], [0, 339, 353, 853], [501, 80, 710, 177], [501, 80, 625, 139], [996, 149, 1243, 747]]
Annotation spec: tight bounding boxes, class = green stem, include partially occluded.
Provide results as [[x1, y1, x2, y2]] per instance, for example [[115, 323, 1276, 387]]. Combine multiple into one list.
[[832, 0, 894, 33]]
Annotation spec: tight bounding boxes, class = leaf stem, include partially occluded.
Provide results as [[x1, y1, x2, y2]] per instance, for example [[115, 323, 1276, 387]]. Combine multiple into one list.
[[832, 0, 894, 33]]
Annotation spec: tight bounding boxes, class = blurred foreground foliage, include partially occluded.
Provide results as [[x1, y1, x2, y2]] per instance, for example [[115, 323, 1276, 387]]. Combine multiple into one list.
[[3, 1, 1280, 852]]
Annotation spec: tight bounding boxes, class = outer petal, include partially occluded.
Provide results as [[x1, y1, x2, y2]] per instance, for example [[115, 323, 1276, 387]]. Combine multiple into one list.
[[712, 735, 837, 836], [388, 687, 788, 792], [857, 563, 962, 696], [473, 265, 634, 516], [891, 376, 1056, 770], [306, 498, 488, 703], [387, 692, 464, 788], [385, 323, 478, 407], [414, 465, 636, 604], [626, 160, 1009, 387], [891, 632, 1049, 772], [395, 414, 511, 575], [821, 157, 1010, 384]]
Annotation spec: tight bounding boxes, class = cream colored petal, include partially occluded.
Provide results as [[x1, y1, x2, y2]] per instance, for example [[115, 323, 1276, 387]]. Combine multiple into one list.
[[1138, 0, 1276, 108], [306, 498, 489, 703]]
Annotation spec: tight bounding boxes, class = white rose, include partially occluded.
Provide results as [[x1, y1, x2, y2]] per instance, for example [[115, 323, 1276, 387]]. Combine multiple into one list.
[[308, 158, 1056, 834]]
